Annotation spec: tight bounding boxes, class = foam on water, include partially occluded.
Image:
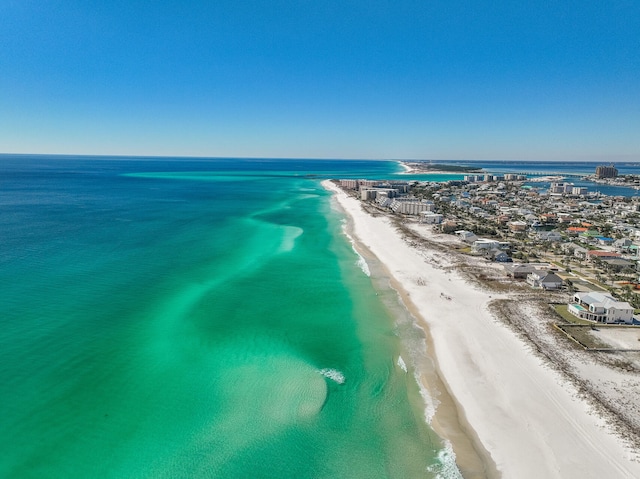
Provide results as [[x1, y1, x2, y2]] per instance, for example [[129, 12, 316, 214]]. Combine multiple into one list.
[[354, 250, 371, 276], [319, 368, 345, 384], [427, 441, 465, 479], [397, 355, 407, 373], [416, 370, 438, 423], [339, 221, 371, 276]]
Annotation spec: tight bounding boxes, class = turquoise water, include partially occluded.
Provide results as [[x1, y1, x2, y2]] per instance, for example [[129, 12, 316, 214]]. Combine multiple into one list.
[[0, 157, 453, 478]]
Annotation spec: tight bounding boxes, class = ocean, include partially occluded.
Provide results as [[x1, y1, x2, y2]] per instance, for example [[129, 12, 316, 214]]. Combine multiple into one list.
[[0, 156, 454, 478], [3, 155, 637, 478]]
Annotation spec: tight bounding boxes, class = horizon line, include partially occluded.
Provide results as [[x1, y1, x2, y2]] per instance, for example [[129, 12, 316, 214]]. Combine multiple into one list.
[[0, 152, 636, 164]]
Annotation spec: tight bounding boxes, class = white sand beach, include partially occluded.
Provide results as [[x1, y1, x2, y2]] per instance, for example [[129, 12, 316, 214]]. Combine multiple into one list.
[[323, 180, 640, 479]]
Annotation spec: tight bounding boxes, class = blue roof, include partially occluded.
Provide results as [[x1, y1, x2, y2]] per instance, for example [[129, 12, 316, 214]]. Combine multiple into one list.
[[596, 236, 613, 241]]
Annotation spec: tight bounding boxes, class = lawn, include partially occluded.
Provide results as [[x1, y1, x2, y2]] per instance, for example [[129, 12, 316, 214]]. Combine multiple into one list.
[[553, 304, 593, 325]]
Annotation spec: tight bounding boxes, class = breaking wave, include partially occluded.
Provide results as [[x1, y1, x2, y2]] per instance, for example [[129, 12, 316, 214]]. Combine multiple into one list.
[[337, 218, 371, 276], [427, 441, 464, 479], [319, 368, 345, 384], [397, 355, 407, 373]]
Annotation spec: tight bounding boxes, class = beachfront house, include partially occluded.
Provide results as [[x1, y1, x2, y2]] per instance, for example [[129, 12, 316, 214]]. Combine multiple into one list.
[[420, 212, 443, 224], [455, 230, 478, 243], [504, 263, 550, 279], [487, 249, 511, 262], [471, 239, 500, 253], [504, 263, 537, 279], [526, 270, 564, 290], [568, 292, 634, 324]]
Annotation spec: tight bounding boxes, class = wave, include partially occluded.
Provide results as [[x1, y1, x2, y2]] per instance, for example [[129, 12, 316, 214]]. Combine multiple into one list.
[[319, 368, 345, 384], [427, 441, 464, 479], [416, 370, 438, 423], [339, 220, 371, 276], [397, 355, 407, 373], [354, 250, 371, 276]]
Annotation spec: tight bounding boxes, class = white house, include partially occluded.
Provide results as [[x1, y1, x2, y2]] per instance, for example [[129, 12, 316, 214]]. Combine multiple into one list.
[[455, 230, 478, 243], [420, 212, 443, 224], [568, 292, 634, 324], [472, 239, 500, 253], [536, 231, 563, 242]]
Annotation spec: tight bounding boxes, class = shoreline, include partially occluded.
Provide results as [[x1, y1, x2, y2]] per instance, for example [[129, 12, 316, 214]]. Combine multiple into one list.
[[339, 209, 495, 478], [322, 179, 640, 478], [398, 161, 483, 176]]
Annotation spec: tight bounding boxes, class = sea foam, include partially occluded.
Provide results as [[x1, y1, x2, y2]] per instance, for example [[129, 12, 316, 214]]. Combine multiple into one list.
[[427, 441, 464, 479], [340, 220, 371, 276], [397, 355, 407, 373], [319, 368, 345, 384], [354, 251, 371, 276]]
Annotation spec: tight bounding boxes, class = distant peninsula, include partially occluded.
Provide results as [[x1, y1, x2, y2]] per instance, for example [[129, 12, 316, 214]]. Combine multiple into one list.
[[401, 161, 484, 174]]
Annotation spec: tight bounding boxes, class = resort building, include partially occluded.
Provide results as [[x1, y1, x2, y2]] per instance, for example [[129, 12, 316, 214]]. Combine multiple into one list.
[[360, 188, 378, 201], [550, 182, 574, 194], [595, 164, 618, 179], [504, 174, 526, 181], [389, 198, 434, 215], [568, 292, 634, 324], [359, 179, 382, 188], [339, 179, 359, 189]]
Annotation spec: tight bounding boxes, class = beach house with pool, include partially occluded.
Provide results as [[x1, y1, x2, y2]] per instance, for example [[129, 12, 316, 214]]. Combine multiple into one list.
[[568, 291, 634, 324]]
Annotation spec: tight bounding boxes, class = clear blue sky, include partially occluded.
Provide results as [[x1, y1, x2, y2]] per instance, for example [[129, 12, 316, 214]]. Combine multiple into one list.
[[1, 1, 638, 160]]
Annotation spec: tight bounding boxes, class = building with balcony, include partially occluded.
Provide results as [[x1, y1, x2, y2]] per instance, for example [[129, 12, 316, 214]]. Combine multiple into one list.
[[568, 292, 634, 324]]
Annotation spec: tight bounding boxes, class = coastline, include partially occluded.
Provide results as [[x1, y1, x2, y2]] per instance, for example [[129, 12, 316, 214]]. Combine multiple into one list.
[[322, 179, 640, 478], [398, 161, 483, 176]]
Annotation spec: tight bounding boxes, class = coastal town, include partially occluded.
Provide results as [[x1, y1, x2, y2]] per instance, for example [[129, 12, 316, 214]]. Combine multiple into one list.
[[330, 162, 640, 474], [337, 163, 640, 326]]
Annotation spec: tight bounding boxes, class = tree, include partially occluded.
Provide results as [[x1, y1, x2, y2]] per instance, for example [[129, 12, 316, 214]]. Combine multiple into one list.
[[565, 279, 575, 293]]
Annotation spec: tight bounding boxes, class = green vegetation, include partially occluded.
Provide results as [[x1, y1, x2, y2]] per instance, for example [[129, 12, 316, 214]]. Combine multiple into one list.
[[555, 325, 612, 349], [413, 163, 483, 173], [553, 304, 593, 325]]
